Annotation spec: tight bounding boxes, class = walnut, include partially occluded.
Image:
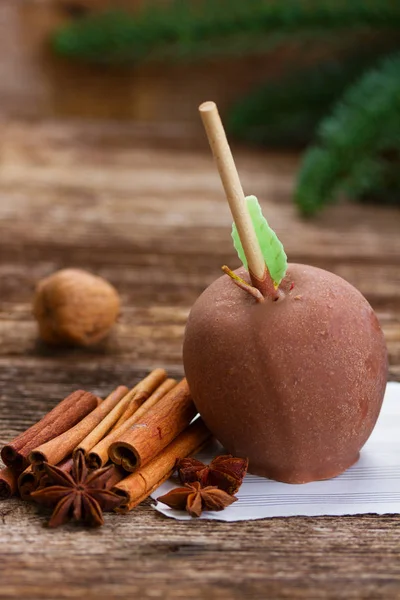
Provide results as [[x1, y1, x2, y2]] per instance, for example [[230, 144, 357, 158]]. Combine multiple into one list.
[[33, 268, 120, 347]]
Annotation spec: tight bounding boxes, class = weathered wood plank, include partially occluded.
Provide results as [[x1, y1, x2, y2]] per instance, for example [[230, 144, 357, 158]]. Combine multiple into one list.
[[1, 360, 400, 599], [1, 498, 400, 600], [0, 306, 399, 371], [0, 119, 399, 599]]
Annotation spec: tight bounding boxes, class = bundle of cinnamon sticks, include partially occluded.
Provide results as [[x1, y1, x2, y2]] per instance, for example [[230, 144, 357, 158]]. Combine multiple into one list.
[[0, 369, 212, 516]]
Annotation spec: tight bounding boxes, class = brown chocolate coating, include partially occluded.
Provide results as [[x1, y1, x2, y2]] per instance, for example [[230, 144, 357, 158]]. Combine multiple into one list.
[[183, 264, 388, 483]]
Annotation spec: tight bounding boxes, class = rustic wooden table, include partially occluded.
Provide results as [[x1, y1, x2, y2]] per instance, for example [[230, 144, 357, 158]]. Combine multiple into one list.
[[0, 120, 399, 600]]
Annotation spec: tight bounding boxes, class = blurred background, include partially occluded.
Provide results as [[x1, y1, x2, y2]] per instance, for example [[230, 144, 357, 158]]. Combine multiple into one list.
[[0, 0, 399, 377], [2, 0, 400, 213]]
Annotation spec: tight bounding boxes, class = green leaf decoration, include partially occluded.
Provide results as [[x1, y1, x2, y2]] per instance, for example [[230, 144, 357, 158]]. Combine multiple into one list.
[[232, 196, 287, 286]]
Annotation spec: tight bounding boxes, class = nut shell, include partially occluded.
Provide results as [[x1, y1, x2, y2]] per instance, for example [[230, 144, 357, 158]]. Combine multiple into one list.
[[183, 264, 388, 483], [33, 268, 120, 347]]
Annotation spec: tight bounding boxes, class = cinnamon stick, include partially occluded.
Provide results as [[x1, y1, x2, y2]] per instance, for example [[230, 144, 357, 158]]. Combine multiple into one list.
[[48, 456, 74, 475], [19, 457, 74, 500], [112, 378, 177, 431], [0, 466, 19, 500], [113, 418, 211, 512], [72, 385, 128, 458], [112, 377, 176, 431], [87, 377, 177, 469], [1, 390, 100, 470], [29, 386, 132, 467], [105, 464, 127, 489], [108, 378, 197, 472], [75, 370, 167, 460], [111, 368, 168, 428], [17, 466, 36, 501]]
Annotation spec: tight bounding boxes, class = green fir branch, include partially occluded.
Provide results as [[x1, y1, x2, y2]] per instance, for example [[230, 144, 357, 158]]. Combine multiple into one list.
[[52, 0, 400, 64], [226, 47, 397, 147], [295, 53, 400, 214]]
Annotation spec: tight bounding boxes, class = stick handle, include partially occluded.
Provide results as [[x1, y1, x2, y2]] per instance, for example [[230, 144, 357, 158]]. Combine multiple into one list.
[[199, 101, 267, 283]]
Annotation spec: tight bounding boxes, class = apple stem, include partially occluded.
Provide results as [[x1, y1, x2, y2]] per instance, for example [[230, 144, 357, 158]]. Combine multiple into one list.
[[199, 101, 277, 299], [221, 266, 265, 303]]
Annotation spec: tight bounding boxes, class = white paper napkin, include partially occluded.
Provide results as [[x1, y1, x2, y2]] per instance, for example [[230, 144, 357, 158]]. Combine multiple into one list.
[[152, 382, 400, 521]]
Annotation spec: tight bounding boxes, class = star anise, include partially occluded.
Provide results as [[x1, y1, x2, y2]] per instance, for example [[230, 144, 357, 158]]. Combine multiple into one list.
[[177, 454, 248, 495], [31, 452, 122, 527], [157, 481, 237, 518]]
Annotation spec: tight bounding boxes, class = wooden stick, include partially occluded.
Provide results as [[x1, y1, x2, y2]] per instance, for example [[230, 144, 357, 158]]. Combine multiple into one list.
[[87, 378, 177, 469], [108, 378, 197, 473], [72, 385, 128, 458], [112, 378, 177, 431], [113, 419, 211, 512], [75, 369, 167, 459], [0, 466, 19, 500], [199, 101, 276, 298], [1, 390, 100, 470], [29, 385, 133, 467]]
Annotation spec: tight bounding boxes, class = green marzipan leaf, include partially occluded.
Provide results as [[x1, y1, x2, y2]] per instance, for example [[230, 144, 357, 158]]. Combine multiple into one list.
[[231, 195, 287, 286]]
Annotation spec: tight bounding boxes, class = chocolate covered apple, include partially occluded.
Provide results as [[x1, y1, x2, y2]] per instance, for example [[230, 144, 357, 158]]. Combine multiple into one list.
[[182, 102, 388, 484]]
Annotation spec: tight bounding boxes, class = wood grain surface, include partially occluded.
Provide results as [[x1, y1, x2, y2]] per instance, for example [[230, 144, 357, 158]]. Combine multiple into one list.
[[0, 119, 399, 600]]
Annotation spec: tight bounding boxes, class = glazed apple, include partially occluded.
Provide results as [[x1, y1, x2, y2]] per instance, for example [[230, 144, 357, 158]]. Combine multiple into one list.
[[183, 264, 387, 483]]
